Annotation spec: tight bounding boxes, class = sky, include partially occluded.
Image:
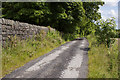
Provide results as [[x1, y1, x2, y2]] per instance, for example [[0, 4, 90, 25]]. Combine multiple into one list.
[[99, 0, 119, 29]]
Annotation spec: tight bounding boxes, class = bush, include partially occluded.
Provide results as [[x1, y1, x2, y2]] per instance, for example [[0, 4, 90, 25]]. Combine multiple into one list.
[[95, 17, 116, 48]]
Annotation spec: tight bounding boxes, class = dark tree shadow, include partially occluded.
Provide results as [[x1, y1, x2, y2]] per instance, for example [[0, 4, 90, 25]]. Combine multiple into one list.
[[74, 38, 84, 40], [80, 47, 90, 51]]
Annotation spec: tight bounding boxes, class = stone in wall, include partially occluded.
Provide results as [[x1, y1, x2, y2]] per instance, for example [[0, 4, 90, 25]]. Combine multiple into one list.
[[0, 18, 55, 44]]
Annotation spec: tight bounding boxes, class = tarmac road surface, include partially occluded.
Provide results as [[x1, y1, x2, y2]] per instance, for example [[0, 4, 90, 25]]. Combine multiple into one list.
[[2, 38, 89, 79]]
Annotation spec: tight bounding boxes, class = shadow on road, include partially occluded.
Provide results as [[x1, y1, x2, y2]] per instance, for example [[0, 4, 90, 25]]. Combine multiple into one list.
[[80, 47, 90, 51], [73, 38, 85, 41]]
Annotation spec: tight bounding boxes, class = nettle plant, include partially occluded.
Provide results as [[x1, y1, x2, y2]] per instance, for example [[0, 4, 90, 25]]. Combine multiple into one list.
[[95, 17, 116, 48]]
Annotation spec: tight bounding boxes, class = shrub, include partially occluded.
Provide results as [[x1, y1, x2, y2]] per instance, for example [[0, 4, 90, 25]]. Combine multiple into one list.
[[95, 17, 116, 48]]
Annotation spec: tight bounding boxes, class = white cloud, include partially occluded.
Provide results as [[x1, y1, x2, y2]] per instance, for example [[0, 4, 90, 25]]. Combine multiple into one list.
[[105, 2, 118, 7], [99, 0, 119, 29], [100, 9, 118, 21], [102, 0, 119, 6], [103, 0, 119, 2], [108, 9, 118, 18], [98, 9, 103, 13]]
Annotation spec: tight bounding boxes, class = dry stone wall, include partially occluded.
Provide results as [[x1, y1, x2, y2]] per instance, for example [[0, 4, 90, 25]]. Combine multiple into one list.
[[0, 18, 55, 44]]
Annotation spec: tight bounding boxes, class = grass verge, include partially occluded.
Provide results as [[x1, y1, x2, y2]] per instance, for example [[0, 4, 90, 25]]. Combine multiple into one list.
[[87, 35, 118, 78], [2, 30, 65, 78]]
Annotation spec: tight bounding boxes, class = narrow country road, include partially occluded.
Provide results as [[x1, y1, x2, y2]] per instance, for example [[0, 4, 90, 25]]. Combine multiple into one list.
[[2, 38, 89, 79]]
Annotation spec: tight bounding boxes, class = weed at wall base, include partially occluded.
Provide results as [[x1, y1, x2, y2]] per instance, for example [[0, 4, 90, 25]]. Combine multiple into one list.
[[2, 30, 65, 77]]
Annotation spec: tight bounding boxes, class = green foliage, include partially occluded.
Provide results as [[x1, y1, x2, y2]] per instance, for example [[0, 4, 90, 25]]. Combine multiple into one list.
[[2, 2, 104, 35], [115, 29, 120, 38], [2, 2, 50, 25], [2, 1, 119, 78], [83, 2, 104, 21], [48, 2, 86, 34], [95, 17, 117, 47]]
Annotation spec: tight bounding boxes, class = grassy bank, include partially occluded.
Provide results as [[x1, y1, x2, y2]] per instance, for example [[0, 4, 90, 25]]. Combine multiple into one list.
[[2, 30, 65, 77], [87, 35, 118, 78]]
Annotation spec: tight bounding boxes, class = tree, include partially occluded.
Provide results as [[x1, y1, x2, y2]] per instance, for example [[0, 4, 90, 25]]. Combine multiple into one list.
[[80, 2, 104, 36], [95, 17, 117, 47], [2, 2, 104, 35], [47, 2, 86, 33], [2, 2, 51, 26], [83, 2, 104, 22]]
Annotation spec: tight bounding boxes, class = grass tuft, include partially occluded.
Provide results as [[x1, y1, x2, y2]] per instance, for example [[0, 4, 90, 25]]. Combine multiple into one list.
[[87, 35, 118, 78]]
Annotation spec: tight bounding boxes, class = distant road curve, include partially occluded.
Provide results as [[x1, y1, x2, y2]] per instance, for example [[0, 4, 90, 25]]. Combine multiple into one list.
[[2, 38, 89, 79]]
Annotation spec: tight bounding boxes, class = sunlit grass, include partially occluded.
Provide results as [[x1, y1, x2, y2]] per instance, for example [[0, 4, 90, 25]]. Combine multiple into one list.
[[2, 31, 65, 78], [87, 35, 118, 78]]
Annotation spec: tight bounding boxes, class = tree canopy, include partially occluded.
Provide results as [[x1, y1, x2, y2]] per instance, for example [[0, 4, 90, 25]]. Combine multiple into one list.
[[2, 2, 104, 34], [95, 17, 117, 47]]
